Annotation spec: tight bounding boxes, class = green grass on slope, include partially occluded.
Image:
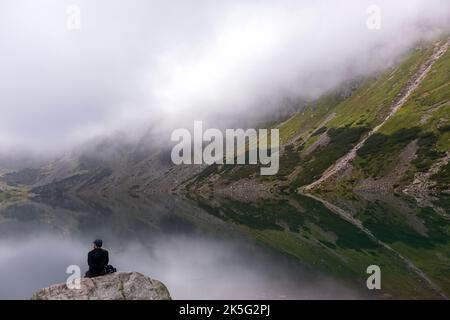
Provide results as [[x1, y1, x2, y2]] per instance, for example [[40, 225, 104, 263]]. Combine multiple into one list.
[[355, 197, 450, 295], [355, 128, 420, 178], [189, 44, 437, 189], [279, 93, 342, 144], [282, 45, 434, 188], [412, 131, 447, 172], [432, 162, 450, 191], [279, 45, 432, 146], [292, 126, 368, 188], [195, 195, 442, 298], [379, 43, 450, 140], [353, 42, 450, 184], [326, 46, 435, 129], [276, 145, 302, 178]]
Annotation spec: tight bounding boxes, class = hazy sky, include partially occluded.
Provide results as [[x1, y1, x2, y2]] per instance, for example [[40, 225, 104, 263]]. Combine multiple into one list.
[[0, 0, 449, 156]]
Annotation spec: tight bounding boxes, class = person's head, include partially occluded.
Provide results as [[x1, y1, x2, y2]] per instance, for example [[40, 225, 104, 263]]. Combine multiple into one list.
[[93, 239, 103, 249]]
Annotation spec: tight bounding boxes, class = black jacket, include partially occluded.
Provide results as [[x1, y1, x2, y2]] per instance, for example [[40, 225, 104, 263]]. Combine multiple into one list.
[[88, 248, 109, 276]]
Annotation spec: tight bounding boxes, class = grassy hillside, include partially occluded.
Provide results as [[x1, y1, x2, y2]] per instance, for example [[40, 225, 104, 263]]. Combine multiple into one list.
[[189, 41, 445, 192], [185, 39, 450, 299], [359, 43, 450, 189]]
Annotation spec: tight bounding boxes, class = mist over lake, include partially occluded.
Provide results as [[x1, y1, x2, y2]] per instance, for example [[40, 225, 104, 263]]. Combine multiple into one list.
[[0, 195, 364, 300]]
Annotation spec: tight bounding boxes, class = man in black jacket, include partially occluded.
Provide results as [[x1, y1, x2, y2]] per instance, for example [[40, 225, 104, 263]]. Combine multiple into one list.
[[85, 239, 116, 278]]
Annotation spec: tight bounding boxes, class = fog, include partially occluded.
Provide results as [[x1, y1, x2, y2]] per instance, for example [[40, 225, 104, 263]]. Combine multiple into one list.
[[0, 233, 363, 300], [0, 0, 449, 157]]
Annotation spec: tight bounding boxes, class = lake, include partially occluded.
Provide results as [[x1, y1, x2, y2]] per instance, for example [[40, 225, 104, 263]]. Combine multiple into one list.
[[0, 193, 365, 300]]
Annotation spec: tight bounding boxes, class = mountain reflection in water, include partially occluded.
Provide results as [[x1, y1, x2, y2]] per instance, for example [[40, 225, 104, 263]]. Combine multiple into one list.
[[0, 194, 363, 300]]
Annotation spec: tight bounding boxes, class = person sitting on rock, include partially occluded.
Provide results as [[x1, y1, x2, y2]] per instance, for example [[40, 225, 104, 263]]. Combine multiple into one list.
[[85, 239, 116, 278]]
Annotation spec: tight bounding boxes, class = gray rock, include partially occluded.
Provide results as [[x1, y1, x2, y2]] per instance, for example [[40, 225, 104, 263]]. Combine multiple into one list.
[[32, 272, 171, 300]]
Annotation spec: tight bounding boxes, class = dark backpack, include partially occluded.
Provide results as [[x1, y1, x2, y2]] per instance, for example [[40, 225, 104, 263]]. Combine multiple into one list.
[[105, 265, 117, 274]]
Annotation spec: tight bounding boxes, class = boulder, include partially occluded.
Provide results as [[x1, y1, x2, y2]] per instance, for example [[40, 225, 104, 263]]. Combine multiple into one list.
[[32, 272, 171, 300]]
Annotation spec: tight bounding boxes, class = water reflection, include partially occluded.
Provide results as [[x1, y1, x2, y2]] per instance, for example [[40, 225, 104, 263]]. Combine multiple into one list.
[[0, 194, 363, 300], [193, 192, 450, 299]]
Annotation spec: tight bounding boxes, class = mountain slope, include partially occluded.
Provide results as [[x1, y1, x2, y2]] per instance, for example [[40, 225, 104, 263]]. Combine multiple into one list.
[[5, 40, 448, 201], [181, 38, 450, 298], [185, 39, 450, 199], [304, 40, 450, 192]]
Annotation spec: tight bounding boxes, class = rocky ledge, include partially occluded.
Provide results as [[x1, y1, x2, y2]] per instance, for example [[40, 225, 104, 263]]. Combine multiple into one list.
[[32, 272, 171, 300]]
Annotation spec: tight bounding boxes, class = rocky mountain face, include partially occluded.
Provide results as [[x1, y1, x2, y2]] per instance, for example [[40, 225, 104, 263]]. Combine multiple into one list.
[[32, 272, 171, 300]]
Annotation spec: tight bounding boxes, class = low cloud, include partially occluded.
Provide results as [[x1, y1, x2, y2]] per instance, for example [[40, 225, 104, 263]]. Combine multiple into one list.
[[0, 0, 449, 157]]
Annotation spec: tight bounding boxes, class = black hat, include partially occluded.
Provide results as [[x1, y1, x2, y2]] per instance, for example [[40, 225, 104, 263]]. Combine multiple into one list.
[[93, 239, 103, 247]]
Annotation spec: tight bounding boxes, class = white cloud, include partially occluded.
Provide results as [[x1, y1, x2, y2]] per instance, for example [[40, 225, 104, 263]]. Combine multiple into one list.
[[0, 0, 449, 156]]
